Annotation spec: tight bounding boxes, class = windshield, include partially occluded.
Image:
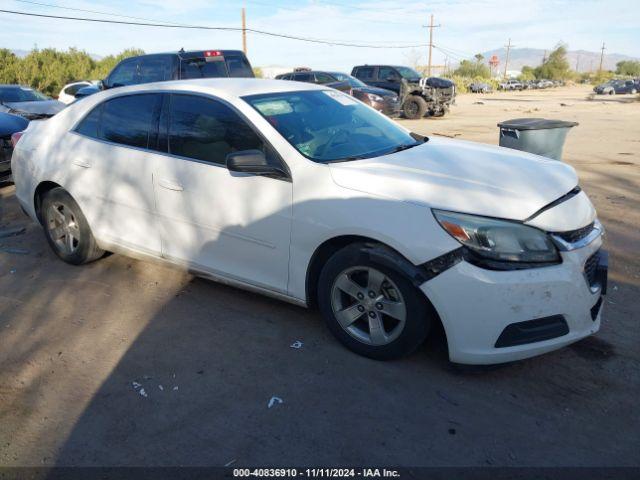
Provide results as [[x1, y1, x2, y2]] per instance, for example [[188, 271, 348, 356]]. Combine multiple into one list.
[[396, 67, 422, 80], [244, 90, 420, 163], [330, 72, 367, 88], [0, 87, 49, 103]]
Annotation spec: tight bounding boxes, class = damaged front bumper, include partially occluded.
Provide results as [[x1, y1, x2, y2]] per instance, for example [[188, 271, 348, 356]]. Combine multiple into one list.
[[420, 228, 606, 365]]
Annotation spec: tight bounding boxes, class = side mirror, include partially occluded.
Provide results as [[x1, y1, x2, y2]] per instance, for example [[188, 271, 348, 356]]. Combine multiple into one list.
[[226, 150, 288, 178], [96, 79, 105, 90]]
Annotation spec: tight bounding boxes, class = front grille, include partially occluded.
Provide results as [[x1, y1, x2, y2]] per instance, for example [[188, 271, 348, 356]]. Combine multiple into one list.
[[555, 222, 595, 244], [584, 250, 600, 289]]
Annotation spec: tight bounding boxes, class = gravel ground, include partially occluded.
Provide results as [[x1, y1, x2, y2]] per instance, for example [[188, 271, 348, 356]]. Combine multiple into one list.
[[0, 85, 638, 467]]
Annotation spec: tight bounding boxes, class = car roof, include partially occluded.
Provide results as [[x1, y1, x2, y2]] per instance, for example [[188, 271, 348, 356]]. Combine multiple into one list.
[[129, 50, 246, 57], [94, 78, 329, 98], [0, 84, 31, 88]]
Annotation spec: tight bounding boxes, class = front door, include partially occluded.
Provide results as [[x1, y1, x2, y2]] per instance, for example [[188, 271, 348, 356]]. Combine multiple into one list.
[[153, 93, 292, 293]]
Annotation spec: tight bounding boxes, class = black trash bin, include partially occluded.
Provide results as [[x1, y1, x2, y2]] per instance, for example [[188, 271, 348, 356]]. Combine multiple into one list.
[[498, 118, 578, 160]]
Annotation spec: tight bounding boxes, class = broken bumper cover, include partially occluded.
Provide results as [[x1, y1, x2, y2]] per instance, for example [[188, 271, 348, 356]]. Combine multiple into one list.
[[420, 234, 604, 365]]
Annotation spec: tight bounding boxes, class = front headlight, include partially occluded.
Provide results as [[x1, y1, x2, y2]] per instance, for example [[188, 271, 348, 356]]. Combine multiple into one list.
[[366, 93, 384, 103], [433, 210, 560, 264]]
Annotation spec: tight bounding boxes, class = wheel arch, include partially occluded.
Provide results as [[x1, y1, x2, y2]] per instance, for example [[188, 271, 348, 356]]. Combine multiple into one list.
[[33, 180, 64, 224], [305, 234, 448, 349]]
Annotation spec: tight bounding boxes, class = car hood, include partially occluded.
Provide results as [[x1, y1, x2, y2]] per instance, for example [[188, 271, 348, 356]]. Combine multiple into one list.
[[328, 136, 579, 222], [2, 100, 65, 117], [355, 86, 397, 97]]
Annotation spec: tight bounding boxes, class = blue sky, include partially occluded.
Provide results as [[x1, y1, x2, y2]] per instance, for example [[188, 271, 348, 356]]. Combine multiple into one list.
[[1, 0, 639, 70]]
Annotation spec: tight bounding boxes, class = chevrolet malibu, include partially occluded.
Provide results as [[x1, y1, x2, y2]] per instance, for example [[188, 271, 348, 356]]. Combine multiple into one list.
[[11, 79, 608, 364]]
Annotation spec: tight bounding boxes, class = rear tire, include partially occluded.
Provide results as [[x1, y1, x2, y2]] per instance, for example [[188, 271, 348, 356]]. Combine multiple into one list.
[[41, 188, 104, 265], [402, 95, 428, 120], [317, 243, 431, 360]]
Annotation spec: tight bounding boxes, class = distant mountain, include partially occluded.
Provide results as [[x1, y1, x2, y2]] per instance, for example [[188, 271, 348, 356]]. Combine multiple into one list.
[[478, 47, 639, 73]]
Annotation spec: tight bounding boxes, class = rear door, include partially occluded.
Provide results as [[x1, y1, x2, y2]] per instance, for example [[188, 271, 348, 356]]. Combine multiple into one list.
[[152, 93, 292, 292], [67, 93, 163, 254], [138, 55, 177, 83]]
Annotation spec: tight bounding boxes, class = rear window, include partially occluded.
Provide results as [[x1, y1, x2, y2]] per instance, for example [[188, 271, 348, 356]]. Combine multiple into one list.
[[180, 54, 254, 79]]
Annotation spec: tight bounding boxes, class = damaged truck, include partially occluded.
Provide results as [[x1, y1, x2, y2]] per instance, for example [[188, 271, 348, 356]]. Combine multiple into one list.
[[351, 65, 455, 119]]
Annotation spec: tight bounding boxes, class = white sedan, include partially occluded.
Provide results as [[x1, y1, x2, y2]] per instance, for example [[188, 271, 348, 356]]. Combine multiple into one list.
[[11, 79, 607, 364], [57, 81, 93, 104]]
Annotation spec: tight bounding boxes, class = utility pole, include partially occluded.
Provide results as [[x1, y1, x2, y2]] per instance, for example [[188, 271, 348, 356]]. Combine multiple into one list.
[[598, 42, 606, 72], [241, 7, 247, 55], [423, 14, 440, 77], [503, 38, 514, 79]]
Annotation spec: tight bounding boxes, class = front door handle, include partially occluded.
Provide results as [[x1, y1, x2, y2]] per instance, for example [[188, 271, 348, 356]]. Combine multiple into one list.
[[72, 159, 91, 168], [158, 179, 184, 191]]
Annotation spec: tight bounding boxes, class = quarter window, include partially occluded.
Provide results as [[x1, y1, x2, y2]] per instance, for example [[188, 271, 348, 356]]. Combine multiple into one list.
[[100, 94, 161, 148], [75, 104, 102, 138], [168, 94, 264, 165]]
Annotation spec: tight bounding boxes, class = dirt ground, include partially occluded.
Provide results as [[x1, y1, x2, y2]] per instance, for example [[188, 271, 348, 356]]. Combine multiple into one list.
[[0, 85, 638, 467]]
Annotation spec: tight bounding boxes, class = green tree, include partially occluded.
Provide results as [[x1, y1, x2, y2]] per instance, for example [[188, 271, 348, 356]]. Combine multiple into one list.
[[518, 65, 536, 81], [0, 47, 145, 97], [615, 60, 640, 76], [533, 44, 572, 80], [453, 53, 490, 79]]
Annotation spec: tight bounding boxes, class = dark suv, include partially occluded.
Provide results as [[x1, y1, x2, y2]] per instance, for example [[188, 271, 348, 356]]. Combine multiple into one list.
[[351, 65, 455, 119], [75, 50, 254, 99], [275, 70, 400, 116]]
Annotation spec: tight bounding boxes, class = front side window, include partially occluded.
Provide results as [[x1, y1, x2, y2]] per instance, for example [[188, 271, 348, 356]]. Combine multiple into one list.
[[108, 59, 139, 87], [314, 73, 335, 84], [396, 66, 422, 80], [168, 94, 264, 165], [378, 67, 397, 80], [100, 94, 161, 148], [244, 90, 420, 163], [293, 73, 312, 82], [330, 73, 367, 88]]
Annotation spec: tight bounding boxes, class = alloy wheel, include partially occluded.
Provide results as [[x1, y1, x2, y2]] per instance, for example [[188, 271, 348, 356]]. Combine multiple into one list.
[[47, 202, 80, 255], [330, 266, 407, 346]]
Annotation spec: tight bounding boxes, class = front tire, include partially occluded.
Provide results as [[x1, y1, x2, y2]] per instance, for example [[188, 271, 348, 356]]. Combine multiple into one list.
[[318, 243, 431, 360], [41, 188, 104, 265], [402, 95, 428, 120]]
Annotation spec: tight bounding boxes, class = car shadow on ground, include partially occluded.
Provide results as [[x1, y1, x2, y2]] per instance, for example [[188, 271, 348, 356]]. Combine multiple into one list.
[[0, 177, 638, 467]]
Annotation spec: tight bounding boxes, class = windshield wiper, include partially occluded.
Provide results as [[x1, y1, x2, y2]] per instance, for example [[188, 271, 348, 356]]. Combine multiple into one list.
[[388, 142, 421, 154]]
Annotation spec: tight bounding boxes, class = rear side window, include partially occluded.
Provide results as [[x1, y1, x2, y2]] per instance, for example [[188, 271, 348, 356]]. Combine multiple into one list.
[[139, 56, 175, 83], [168, 94, 263, 165], [100, 94, 161, 148], [64, 83, 87, 96], [353, 67, 374, 80]]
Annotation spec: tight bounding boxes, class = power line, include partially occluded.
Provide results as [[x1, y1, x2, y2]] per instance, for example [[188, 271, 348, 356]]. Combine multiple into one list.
[[11, 0, 192, 26], [240, 0, 418, 27], [0, 8, 430, 49]]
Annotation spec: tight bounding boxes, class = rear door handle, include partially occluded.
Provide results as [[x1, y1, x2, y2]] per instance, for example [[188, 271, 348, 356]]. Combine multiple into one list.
[[158, 179, 184, 191], [72, 160, 91, 168]]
